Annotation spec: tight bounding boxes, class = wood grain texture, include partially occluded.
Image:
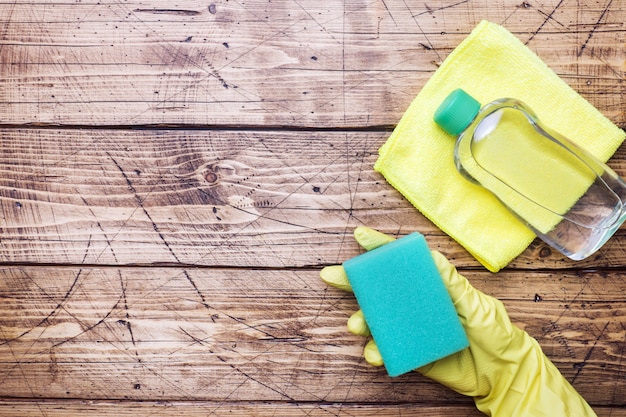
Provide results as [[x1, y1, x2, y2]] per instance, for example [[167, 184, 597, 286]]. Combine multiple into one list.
[[0, 0, 625, 416], [3, 127, 626, 269], [0, 400, 490, 417], [1, 267, 626, 406], [0, 0, 623, 127], [0, 400, 619, 417]]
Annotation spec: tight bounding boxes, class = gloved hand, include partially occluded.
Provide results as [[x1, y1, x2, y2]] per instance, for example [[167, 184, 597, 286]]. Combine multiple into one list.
[[321, 227, 596, 417]]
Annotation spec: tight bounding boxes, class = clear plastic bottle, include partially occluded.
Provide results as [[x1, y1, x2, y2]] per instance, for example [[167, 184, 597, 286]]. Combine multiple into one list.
[[434, 88, 626, 260]]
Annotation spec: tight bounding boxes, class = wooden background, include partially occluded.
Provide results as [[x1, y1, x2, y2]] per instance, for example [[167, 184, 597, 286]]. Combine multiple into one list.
[[0, 0, 625, 415]]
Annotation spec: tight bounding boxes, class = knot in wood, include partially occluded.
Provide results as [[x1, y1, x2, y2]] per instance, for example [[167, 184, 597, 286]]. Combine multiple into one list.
[[205, 171, 218, 184], [539, 246, 552, 258]]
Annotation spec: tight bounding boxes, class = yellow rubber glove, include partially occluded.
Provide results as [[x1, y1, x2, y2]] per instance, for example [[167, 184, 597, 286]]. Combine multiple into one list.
[[321, 227, 597, 417]]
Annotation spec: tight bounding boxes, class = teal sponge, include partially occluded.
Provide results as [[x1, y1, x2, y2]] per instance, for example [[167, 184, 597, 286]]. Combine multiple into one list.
[[343, 232, 469, 377]]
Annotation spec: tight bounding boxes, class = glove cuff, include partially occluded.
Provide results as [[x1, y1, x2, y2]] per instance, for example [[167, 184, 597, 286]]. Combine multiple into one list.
[[474, 335, 597, 417]]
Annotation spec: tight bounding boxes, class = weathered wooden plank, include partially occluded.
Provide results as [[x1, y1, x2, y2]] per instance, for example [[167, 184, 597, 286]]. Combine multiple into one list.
[[0, 0, 622, 126], [0, 128, 410, 266], [0, 400, 485, 417], [2, 399, 625, 417], [0, 267, 624, 405], [0, 400, 619, 417], [2, 128, 626, 269], [0, 399, 621, 417]]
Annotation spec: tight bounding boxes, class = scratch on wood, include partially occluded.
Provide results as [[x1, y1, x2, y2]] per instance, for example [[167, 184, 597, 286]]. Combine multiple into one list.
[[119, 271, 140, 361], [413, 0, 471, 17], [380, 0, 397, 26], [107, 153, 219, 316], [133, 9, 201, 16], [0, 270, 83, 345], [226, 363, 296, 401], [80, 195, 119, 263], [536, 9, 564, 27], [571, 321, 610, 384], [404, 0, 469, 62], [107, 152, 179, 262], [525, 0, 565, 44], [51, 299, 121, 349], [578, 0, 613, 57], [179, 327, 209, 346], [545, 321, 576, 358]]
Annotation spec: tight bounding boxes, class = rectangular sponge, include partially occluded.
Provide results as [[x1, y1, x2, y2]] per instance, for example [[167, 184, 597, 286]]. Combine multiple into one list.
[[343, 232, 469, 377]]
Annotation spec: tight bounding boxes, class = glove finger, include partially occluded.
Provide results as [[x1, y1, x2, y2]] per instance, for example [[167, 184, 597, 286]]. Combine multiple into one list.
[[353, 226, 395, 251], [320, 227, 395, 292], [320, 265, 353, 293], [430, 250, 514, 338], [319, 227, 394, 291], [429, 250, 473, 305], [347, 310, 371, 337], [363, 339, 384, 367]]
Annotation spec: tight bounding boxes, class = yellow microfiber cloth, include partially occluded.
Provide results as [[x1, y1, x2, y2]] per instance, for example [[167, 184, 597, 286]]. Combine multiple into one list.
[[374, 20, 626, 272]]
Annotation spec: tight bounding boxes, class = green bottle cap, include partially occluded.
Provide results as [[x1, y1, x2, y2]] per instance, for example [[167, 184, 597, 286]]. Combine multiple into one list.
[[433, 89, 481, 136]]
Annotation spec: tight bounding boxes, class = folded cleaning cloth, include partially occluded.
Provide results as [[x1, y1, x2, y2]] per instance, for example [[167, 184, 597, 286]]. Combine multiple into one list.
[[374, 20, 626, 272]]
